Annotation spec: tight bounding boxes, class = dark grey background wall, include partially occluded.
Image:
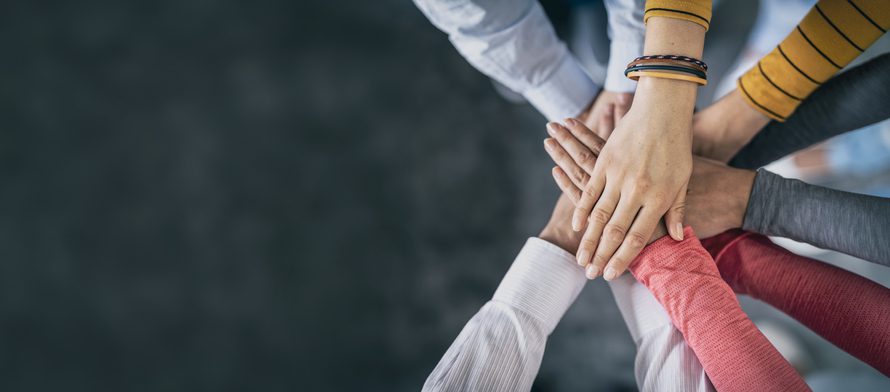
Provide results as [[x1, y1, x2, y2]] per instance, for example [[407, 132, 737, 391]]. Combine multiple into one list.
[[0, 0, 587, 390], [7, 1, 879, 391]]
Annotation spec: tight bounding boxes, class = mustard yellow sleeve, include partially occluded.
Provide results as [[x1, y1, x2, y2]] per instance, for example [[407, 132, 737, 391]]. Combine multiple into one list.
[[644, 0, 712, 31], [738, 0, 888, 121]]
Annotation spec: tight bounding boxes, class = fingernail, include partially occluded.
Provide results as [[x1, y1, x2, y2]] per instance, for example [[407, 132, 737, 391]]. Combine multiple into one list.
[[543, 138, 553, 150], [673, 223, 684, 240], [566, 118, 577, 126], [603, 267, 618, 281], [585, 264, 600, 280], [546, 123, 557, 136], [576, 250, 589, 267]]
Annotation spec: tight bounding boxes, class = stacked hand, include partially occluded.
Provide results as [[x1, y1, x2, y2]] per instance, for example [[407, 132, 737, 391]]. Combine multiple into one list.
[[692, 89, 771, 162], [578, 90, 633, 140], [543, 119, 755, 278]]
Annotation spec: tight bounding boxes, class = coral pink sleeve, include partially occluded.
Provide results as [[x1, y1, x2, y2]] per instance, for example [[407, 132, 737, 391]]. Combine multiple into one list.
[[703, 230, 890, 376], [629, 227, 809, 392]]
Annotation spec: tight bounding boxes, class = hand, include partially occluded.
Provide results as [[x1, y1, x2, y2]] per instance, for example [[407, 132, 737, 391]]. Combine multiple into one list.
[[538, 194, 584, 255], [577, 90, 633, 140], [683, 158, 755, 238], [564, 77, 694, 281], [693, 89, 771, 162], [543, 120, 754, 246]]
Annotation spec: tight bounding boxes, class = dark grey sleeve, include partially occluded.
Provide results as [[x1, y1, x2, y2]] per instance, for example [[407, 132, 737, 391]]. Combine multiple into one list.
[[743, 169, 890, 266], [730, 53, 890, 169]]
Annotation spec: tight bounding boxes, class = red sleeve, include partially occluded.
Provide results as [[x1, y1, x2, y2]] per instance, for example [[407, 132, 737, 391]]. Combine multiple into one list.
[[629, 227, 809, 392], [703, 230, 890, 376]]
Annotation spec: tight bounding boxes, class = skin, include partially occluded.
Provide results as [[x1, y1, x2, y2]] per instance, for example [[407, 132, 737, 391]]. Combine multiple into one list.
[[571, 17, 706, 281], [539, 194, 667, 257], [578, 90, 633, 140], [692, 89, 771, 162], [543, 120, 754, 278]]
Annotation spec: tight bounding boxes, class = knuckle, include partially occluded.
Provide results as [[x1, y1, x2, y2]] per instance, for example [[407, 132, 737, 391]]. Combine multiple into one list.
[[652, 190, 669, 206], [633, 177, 652, 192], [593, 255, 609, 267], [571, 167, 586, 183], [627, 232, 648, 250], [591, 208, 611, 225], [605, 224, 627, 241], [577, 151, 595, 166], [591, 140, 605, 154]]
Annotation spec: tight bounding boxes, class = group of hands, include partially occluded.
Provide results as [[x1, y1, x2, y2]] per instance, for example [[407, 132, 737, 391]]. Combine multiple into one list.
[[538, 82, 771, 280]]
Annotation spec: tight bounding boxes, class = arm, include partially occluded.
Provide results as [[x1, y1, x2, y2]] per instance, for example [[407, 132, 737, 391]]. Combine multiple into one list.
[[426, 195, 713, 391], [545, 118, 890, 266], [571, 2, 710, 281], [702, 230, 890, 376], [694, 2, 889, 162], [743, 169, 890, 265], [629, 229, 809, 392], [412, 0, 598, 121], [609, 274, 714, 392], [730, 53, 890, 168], [581, 0, 646, 139], [738, 0, 889, 122], [422, 236, 587, 391]]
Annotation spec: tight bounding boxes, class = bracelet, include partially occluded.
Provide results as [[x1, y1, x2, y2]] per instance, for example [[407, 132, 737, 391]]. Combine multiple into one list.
[[626, 70, 708, 86], [630, 55, 708, 70], [625, 64, 707, 79], [627, 58, 707, 73], [625, 55, 708, 86]]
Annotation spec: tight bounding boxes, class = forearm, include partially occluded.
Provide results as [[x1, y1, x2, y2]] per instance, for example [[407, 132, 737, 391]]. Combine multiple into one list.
[[743, 169, 890, 265], [730, 53, 890, 168], [412, 0, 598, 120], [608, 274, 714, 392], [629, 228, 808, 392], [737, 0, 889, 121], [702, 230, 890, 376], [631, 15, 706, 135], [423, 238, 586, 391]]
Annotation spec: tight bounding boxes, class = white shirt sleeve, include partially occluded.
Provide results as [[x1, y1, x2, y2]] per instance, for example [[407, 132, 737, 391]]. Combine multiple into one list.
[[422, 238, 587, 391], [412, 0, 600, 121], [609, 274, 715, 392], [423, 237, 714, 392], [603, 0, 645, 93]]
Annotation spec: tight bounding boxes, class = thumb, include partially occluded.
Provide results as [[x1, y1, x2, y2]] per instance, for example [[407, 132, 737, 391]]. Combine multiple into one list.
[[665, 183, 688, 241]]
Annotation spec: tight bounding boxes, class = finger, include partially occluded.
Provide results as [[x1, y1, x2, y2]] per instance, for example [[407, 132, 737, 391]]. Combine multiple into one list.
[[664, 182, 688, 241], [575, 183, 619, 272], [613, 93, 632, 124], [572, 168, 607, 231], [547, 122, 598, 174], [590, 196, 642, 281], [596, 103, 615, 139], [543, 138, 589, 188], [602, 206, 662, 281], [552, 166, 582, 204], [564, 118, 606, 155]]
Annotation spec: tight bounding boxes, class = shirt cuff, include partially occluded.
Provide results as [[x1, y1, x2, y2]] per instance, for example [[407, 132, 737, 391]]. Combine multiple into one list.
[[608, 274, 674, 344], [604, 40, 643, 93], [522, 55, 600, 121], [492, 237, 587, 335]]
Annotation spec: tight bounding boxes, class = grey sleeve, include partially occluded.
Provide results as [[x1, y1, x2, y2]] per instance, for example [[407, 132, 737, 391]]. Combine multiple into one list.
[[742, 169, 890, 266], [730, 53, 890, 169]]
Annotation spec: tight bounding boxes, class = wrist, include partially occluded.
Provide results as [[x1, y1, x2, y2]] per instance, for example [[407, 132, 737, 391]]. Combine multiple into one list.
[[730, 169, 757, 228], [721, 89, 771, 145], [539, 225, 579, 255]]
